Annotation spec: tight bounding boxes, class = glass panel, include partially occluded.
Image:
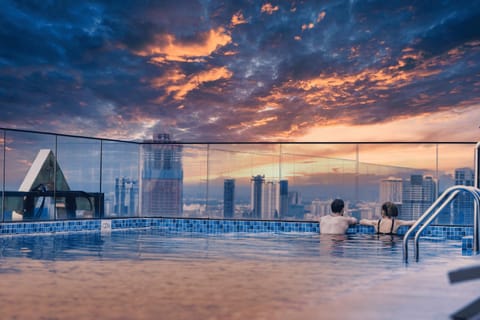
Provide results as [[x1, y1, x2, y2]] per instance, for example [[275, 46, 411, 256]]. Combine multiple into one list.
[[3, 130, 56, 221], [139, 139, 186, 218], [435, 143, 476, 225], [280, 144, 358, 221], [182, 145, 207, 218], [56, 136, 102, 219], [101, 141, 140, 217], [206, 144, 280, 220], [357, 144, 437, 222], [0, 130, 4, 222]]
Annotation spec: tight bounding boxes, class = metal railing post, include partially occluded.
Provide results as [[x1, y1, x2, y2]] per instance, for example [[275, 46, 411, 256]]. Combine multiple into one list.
[[474, 142, 480, 252], [475, 142, 480, 189], [414, 190, 460, 261], [403, 185, 480, 262]]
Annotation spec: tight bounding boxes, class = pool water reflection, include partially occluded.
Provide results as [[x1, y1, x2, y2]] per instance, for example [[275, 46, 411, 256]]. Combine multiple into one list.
[[0, 230, 479, 319]]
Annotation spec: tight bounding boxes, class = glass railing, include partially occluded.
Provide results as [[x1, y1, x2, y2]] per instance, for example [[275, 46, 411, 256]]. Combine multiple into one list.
[[0, 128, 477, 226]]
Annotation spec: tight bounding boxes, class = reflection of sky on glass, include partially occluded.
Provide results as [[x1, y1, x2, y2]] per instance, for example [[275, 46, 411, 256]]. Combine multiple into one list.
[[3, 131, 56, 190], [56, 137, 101, 192]]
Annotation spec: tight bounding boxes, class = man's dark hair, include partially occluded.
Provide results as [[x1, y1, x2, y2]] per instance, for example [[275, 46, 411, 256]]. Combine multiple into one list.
[[331, 199, 344, 214]]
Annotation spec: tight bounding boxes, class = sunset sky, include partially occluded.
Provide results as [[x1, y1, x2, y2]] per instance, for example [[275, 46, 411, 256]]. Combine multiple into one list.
[[1, 1, 479, 142]]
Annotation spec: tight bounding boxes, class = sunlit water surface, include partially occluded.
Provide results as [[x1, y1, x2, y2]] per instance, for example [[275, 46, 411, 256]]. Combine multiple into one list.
[[1, 229, 479, 319]]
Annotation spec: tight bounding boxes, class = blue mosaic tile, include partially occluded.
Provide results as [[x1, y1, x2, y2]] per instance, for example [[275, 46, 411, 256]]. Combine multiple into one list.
[[462, 236, 473, 250], [0, 216, 475, 257]]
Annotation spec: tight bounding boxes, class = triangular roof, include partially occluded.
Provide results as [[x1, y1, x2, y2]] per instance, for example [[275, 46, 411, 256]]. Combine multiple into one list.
[[19, 149, 70, 191]]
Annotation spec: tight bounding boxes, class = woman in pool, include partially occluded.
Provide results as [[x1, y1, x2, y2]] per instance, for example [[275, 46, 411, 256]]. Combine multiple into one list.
[[360, 201, 416, 235]]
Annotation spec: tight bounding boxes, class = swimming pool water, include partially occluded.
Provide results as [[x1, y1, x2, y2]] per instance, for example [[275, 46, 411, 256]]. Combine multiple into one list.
[[0, 229, 479, 319]]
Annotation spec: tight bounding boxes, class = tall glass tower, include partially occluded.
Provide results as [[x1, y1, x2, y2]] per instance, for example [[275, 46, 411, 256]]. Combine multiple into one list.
[[140, 133, 183, 217], [453, 167, 475, 225], [114, 177, 138, 216], [401, 175, 436, 220], [223, 179, 235, 218], [250, 175, 265, 219], [279, 179, 289, 219]]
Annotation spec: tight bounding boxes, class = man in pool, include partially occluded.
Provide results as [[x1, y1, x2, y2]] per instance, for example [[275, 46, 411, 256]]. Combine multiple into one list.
[[319, 199, 357, 234]]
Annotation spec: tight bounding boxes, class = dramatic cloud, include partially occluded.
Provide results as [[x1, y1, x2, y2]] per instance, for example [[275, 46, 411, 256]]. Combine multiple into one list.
[[137, 27, 232, 63], [0, 0, 479, 142]]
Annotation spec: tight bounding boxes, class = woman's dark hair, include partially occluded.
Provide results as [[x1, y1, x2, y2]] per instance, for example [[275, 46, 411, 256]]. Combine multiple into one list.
[[331, 199, 345, 214], [381, 202, 398, 217]]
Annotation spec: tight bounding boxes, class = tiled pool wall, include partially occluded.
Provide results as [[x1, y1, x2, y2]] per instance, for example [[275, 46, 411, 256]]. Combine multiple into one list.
[[0, 217, 474, 239], [0, 218, 475, 253]]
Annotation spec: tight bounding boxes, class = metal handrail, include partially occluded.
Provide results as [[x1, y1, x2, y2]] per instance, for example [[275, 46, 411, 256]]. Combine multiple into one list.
[[403, 185, 480, 262]]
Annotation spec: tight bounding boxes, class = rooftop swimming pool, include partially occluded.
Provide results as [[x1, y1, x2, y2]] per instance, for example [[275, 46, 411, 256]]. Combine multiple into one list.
[[1, 228, 479, 320]]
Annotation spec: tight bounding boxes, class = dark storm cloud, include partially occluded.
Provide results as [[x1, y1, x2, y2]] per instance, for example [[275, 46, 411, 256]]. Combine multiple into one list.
[[0, 0, 479, 141]]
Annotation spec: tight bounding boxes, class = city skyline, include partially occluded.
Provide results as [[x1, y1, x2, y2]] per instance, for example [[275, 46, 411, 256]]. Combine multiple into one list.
[[1, 140, 471, 197], [0, 1, 479, 143], [1, 141, 475, 223]]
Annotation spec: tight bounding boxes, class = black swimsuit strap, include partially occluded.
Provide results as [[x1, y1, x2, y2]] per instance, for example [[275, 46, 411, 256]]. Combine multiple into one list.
[[377, 218, 395, 235]]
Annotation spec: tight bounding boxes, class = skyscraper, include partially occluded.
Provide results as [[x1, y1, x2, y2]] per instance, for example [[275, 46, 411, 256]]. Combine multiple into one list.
[[453, 168, 475, 225], [279, 180, 289, 218], [250, 175, 265, 219], [114, 177, 139, 216], [287, 191, 304, 219], [223, 179, 235, 218], [379, 177, 403, 203], [140, 133, 183, 217], [264, 180, 278, 220], [401, 175, 436, 220]]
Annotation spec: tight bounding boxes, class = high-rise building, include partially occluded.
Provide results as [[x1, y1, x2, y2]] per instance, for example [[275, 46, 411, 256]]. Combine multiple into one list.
[[250, 175, 265, 219], [223, 179, 235, 218], [310, 199, 330, 217], [288, 191, 301, 205], [287, 191, 304, 219], [249, 177, 289, 220], [264, 180, 279, 220], [453, 168, 474, 225], [114, 177, 139, 216], [140, 133, 183, 217], [401, 175, 436, 220], [279, 180, 289, 218], [379, 177, 403, 203]]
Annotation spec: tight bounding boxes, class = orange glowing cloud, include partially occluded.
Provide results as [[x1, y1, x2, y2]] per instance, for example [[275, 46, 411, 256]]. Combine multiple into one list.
[[165, 66, 233, 100], [231, 11, 247, 26], [261, 3, 279, 14], [251, 116, 278, 127], [317, 11, 326, 23], [151, 68, 186, 88], [230, 116, 279, 133], [300, 104, 480, 143], [136, 27, 232, 63], [301, 23, 315, 31], [279, 51, 443, 108]]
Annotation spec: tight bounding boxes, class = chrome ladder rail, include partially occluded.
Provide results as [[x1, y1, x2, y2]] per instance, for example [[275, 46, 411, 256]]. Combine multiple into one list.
[[402, 185, 480, 262], [403, 142, 480, 262]]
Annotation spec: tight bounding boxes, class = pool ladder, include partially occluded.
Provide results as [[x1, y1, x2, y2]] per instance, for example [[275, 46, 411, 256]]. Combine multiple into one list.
[[402, 185, 480, 262]]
